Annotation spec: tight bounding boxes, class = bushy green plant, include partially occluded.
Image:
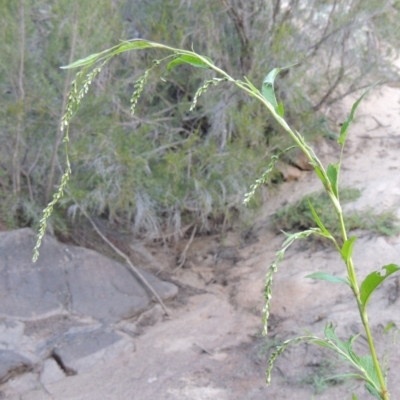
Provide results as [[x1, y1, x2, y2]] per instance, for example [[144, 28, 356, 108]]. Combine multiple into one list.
[[3, 0, 400, 245], [33, 37, 399, 400], [273, 188, 400, 241], [0, 0, 125, 234]]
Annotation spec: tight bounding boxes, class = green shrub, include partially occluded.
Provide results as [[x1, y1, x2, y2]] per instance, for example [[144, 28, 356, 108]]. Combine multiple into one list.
[[272, 188, 400, 241], [2, 0, 400, 243]]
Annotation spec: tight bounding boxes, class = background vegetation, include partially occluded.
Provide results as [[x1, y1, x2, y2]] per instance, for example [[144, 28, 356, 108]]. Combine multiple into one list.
[[1, 0, 400, 245], [272, 188, 400, 242]]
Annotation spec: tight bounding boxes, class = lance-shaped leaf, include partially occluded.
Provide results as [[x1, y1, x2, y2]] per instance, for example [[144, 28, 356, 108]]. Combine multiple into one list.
[[167, 54, 213, 70], [261, 68, 280, 109], [261, 64, 296, 112], [277, 101, 285, 117], [306, 272, 349, 285], [341, 237, 357, 264], [61, 52, 102, 69], [366, 383, 383, 400], [360, 264, 400, 312], [308, 200, 331, 237], [244, 76, 260, 93], [338, 82, 379, 146], [61, 40, 154, 69], [383, 322, 395, 334], [313, 165, 328, 189], [109, 40, 154, 56], [327, 163, 339, 198]]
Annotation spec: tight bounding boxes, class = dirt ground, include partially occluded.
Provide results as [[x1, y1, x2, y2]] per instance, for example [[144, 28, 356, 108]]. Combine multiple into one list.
[[5, 84, 400, 400]]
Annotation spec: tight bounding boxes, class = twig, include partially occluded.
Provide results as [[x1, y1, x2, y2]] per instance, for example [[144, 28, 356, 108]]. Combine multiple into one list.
[[367, 116, 390, 131], [173, 225, 197, 272], [66, 193, 170, 316], [20, 168, 33, 203]]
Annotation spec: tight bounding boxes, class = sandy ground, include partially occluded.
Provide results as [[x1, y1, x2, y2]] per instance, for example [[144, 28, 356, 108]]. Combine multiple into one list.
[[4, 84, 400, 400]]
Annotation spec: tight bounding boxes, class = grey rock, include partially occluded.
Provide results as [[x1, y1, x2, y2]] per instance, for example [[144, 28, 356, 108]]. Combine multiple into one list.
[[40, 358, 65, 386], [52, 328, 135, 373], [5, 372, 39, 397], [0, 228, 177, 323], [64, 246, 177, 323], [0, 350, 34, 384], [0, 230, 69, 318], [118, 304, 164, 337], [0, 228, 176, 386]]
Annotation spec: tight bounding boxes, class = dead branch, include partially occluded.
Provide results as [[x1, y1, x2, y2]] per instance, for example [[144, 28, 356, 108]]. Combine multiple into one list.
[[66, 191, 170, 316], [174, 225, 197, 272]]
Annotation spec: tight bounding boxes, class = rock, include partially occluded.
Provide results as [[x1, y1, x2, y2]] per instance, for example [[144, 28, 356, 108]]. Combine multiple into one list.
[[276, 161, 302, 181], [0, 351, 34, 384], [0, 228, 177, 323], [0, 320, 39, 383], [0, 228, 177, 387], [5, 372, 39, 396], [65, 247, 177, 323], [0, 230, 70, 318], [40, 358, 65, 386], [51, 327, 135, 374], [118, 304, 164, 336], [285, 148, 314, 171], [284, 139, 333, 171]]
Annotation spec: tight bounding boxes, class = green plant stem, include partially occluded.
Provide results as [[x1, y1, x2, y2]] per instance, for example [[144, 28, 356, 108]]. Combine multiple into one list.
[[360, 303, 389, 400], [338, 213, 389, 399]]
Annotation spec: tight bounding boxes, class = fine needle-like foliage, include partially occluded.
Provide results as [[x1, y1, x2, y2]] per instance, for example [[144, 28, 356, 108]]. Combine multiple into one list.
[[34, 38, 399, 399]]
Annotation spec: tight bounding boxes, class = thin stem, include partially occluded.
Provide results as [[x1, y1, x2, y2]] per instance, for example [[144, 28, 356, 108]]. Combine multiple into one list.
[[359, 296, 389, 399], [338, 204, 389, 399]]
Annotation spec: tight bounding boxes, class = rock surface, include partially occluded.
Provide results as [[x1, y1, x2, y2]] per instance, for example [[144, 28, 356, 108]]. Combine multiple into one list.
[[0, 228, 177, 389]]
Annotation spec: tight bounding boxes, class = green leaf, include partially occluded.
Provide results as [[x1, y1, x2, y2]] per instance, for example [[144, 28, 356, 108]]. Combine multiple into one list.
[[318, 324, 383, 394], [262, 69, 285, 108], [357, 355, 381, 390], [61, 40, 155, 69], [309, 339, 333, 348], [365, 383, 383, 400], [326, 373, 364, 381], [308, 200, 331, 237], [327, 163, 339, 198], [244, 76, 259, 93], [352, 394, 358, 400], [167, 54, 213, 70], [61, 52, 101, 69], [341, 237, 357, 264], [338, 82, 379, 146], [323, 323, 356, 356], [110, 40, 154, 56], [314, 166, 328, 188], [360, 264, 400, 311], [261, 64, 296, 111], [277, 101, 285, 117], [306, 272, 349, 285], [383, 322, 395, 334]]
